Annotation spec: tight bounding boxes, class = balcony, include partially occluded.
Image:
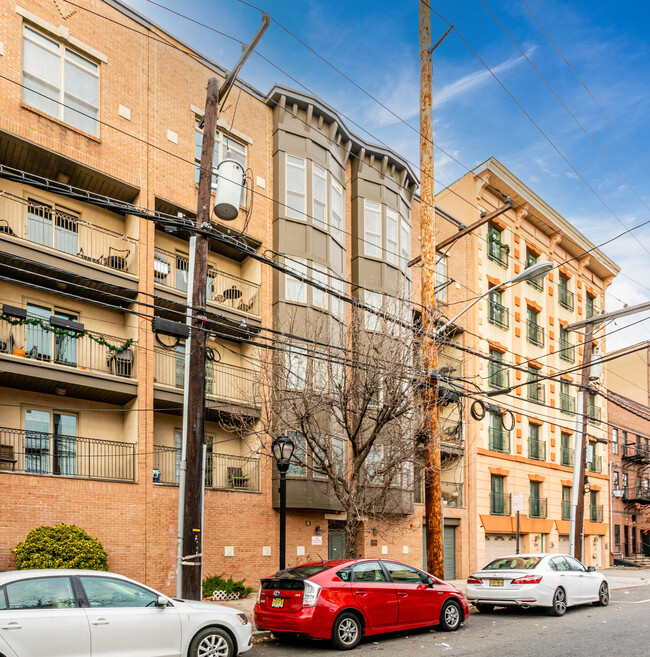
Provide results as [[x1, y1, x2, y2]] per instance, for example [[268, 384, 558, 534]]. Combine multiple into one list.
[[560, 393, 576, 414], [560, 446, 574, 467], [489, 428, 510, 453], [442, 481, 463, 508], [154, 247, 260, 317], [528, 437, 546, 461], [561, 499, 571, 521], [491, 492, 511, 516], [559, 342, 575, 363], [488, 240, 509, 268], [440, 424, 463, 457], [488, 301, 509, 329], [527, 276, 543, 292], [488, 363, 510, 389], [529, 496, 548, 519], [153, 445, 260, 492], [622, 443, 650, 465], [589, 504, 604, 523], [0, 427, 135, 482], [0, 315, 137, 404], [527, 322, 545, 347], [588, 455, 603, 473], [587, 402, 602, 425], [527, 382, 546, 405], [559, 287, 575, 311]]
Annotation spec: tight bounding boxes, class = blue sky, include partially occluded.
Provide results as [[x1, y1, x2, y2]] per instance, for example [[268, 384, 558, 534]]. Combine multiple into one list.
[[125, 0, 650, 351]]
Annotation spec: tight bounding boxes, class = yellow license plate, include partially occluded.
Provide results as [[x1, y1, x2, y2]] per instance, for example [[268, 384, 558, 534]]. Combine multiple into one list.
[[490, 579, 504, 587], [271, 598, 284, 608]]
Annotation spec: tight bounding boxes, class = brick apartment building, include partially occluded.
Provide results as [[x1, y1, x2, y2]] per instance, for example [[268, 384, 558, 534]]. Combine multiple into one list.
[[605, 342, 650, 565]]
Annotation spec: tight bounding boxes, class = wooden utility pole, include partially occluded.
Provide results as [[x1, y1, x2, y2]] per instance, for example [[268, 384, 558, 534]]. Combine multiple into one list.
[[181, 77, 219, 600], [419, 0, 444, 579]]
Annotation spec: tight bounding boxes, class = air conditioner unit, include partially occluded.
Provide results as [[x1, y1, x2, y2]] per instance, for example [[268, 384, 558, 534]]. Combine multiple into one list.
[[613, 490, 624, 498]]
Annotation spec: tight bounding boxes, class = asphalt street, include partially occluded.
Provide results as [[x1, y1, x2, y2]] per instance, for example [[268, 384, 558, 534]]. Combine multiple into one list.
[[248, 583, 650, 657]]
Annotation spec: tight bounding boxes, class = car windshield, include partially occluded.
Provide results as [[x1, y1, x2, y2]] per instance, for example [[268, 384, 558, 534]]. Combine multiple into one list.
[[482, 556, 542, 570], [276, 565, 330, 580]]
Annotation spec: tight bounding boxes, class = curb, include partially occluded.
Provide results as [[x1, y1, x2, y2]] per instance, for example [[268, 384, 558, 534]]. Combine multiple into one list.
[[252, 630, 273, 639]]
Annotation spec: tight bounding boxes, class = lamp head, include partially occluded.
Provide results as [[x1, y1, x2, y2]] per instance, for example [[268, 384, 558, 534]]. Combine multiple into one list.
[[272, 435, 295, 473], [510, 261, 553, 285]]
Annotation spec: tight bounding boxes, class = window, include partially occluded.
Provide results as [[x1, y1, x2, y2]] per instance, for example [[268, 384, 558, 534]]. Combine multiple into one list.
[[487, 225, 508, 267], [80, 577, 157, 608], [488, 349, 508, 389], [384, 562, 426, 584], [366, 445, 383, 483], [488, 289, 508, 329], [24, 409, 77, 476], [364, 200, 382, 258], [330, 276, 345, 319], [613, 470, 619, 491], [526, 250, 543, 290], [6, 577, 76, 609], [312, 263, 328, 310], [562, 485, 571, 520], [612, 428, 619, 455], [489, 412, 509, 453], [550, 556, 571, 572], [586, 294, 595, 319], [285, 257, 307, 302], [23, 26, 100, 136], [560, 432, 573, 466], [529, 480, 545, 518], [560, 381, 575, 414], [529, 424, 544, 460], [364, 290, 383, 331], [330, 179, 344, 241], [332, 437, 346, 478], [286, 348, 307, 389], [386, 208, 399, 265], [286, 155, 306, 220], [559, 327, 574, 362], [286, 431, 305, 476], [491, 474, 507, 514], [614, 525, 621, 551], [564, 556, 586, 572], [400, 219, 411, 268], [352, 561, 387, 583], [436, 254, 447, 302], [623, 472, 628, 495], [527, 308, 544, 347], [527, 367, 544, 404], [312, 164, 327, 228], [0, 587, 5, 610], [558, 275, 574, 310]]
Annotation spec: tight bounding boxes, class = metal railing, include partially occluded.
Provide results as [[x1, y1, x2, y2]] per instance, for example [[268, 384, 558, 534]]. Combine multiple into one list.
[[488, 301, 509, 329], [560, 393, 576, 414], [152, 445, 260, 492], [488, 240, 509, 268], [488, 362, 509, 389], [0, 191, 138, 275], [489, 428, 510, 453], [559, 342, 575, 363], [0, 318, 137, 379], [559, 286, 575, 311], [527, 382, 546, 405], [527, 276, 543, 292], [561, 446, 574, 467], [527, 322, 545, 347], [0, 427, 135, 482], [442, 481, 463, 508], [587, 402, 602, 425], [528, 437, 546, 461], [153, 347, 257, 403], [491, 492, 511, 516], [154, 247, 260, 316], [529, 496, 548, 519], [561, 499, 571, 521], [590, 504, 604, 523], [588, 455, 603, 473]]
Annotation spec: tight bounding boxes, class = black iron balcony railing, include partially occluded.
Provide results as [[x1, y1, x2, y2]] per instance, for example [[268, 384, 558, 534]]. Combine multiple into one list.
[[527, 382, 546, 405], [587, 403, 602, 425], [491, 492, 511, 516], [488, 240, 509, 268], [0, 190, 138, 274], [0, 427, 135, 482], [561, 446, 574, 467], [560, 393, 576, 414], [527, 276, 544, 292], [488, 363, 510, 389], [622, 443, 650, 464], [488, 301, 510, 329], [588, 455, 603, 473], [153, 445, 260, 492], [0, 317, 137, 379], [527, 322, 545, 347], [529, 496, 548, 519], [559, 286, 575, 311], [442, 481, 463, 508], [590, 504, 604, 523], [561, 499, 571, 521], [489, 428, 511, 453], [154, 247, 260, 317], [528, 437, 546, 461]]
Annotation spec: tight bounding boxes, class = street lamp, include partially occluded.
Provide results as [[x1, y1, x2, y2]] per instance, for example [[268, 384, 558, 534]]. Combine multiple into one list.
[[271, 435, 295, 571]]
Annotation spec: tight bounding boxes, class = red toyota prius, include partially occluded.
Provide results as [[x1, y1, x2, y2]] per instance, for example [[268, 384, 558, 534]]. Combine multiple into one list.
[[254, 558, 469, 650]]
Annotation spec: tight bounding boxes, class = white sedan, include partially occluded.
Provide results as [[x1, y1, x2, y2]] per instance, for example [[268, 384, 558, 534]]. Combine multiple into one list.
[[466, 553, 609, 616], [0, 569, 252, 657]]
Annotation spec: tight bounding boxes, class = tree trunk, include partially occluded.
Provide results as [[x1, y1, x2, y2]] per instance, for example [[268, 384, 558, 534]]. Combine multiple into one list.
[[344, 519, 359, 558]]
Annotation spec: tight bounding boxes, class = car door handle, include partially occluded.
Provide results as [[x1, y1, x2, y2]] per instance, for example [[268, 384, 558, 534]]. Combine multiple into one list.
[[1, 622, 21, 630], [398, 592, 408, 597], [91, 618, 110, 626], [355, 590, 368, 597]]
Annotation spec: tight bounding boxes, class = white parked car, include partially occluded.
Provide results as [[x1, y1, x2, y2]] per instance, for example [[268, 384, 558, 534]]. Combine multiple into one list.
[[466, 553, 609, 616], [0, 569, 252, 657]]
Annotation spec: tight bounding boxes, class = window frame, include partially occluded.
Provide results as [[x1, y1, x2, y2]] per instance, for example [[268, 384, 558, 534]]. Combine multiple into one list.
[[363, 200, 383, 258], [312, 163, 328, 229], [385, 207, 399, 266], [285, 154, 307, 221], [284, 257, 307, 303]]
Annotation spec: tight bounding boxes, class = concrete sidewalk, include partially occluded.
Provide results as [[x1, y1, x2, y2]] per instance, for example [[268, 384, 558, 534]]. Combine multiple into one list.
[[211, 567, 650, 634]]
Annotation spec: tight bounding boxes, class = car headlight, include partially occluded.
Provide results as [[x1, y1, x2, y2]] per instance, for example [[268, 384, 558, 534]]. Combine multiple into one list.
[[236, 613, 249, 625]]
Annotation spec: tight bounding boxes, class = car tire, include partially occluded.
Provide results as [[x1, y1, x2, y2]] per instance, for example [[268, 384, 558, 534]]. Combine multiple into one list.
[[331, 611, 363, 651], [475, 603, 495, 613], [189, 626, 234, 657], [438, 599, 463, 631], [593, 582, 609, 607], [549, 588, 567, 617]]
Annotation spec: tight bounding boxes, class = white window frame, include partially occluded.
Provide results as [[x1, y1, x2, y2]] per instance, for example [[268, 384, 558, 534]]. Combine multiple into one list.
[[22, 25, 100, 137], [363, 200, 382, 258], [330, 179, 344, 242], [312, 263, 328, 310], [286, 348, 307, 390], [400, 218, 411, 269], [285, 257, 307, 303], [386, 208, 399, 265], [364, 289, 383, 331], [330, 276, 345, 320], [436, 254, 448, 302], [285, 154, 307, 221], [612, 428, 619, 455], [312, 164, 328, 229]]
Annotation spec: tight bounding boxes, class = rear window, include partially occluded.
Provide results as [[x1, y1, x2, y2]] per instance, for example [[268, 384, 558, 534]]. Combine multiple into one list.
[[483, 557, 542, 570], [276, 565, 330, 580]]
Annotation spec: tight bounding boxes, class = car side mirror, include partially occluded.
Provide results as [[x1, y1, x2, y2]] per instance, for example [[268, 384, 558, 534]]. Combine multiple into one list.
[[426, 576, 435, 587], [156, 595, 170, 607], [587, 566, 596, 572]]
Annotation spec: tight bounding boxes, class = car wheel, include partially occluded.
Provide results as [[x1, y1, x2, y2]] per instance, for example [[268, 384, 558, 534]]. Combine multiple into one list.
[[331, 611, 362, 651], [549, 588, 567, 617], [439, 599, 463, 631], [475, 603, 495, 613], [593, 581, 609, 607], [189, 626, 234, 657]]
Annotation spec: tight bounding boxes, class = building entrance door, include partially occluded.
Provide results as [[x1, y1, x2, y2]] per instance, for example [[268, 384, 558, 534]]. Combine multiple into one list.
[[328, 521, 345, 559], [641, 530, 650, 557]]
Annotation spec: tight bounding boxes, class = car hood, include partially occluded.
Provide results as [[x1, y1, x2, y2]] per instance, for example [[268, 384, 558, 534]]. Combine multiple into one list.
[[177, 599, 243, 616]]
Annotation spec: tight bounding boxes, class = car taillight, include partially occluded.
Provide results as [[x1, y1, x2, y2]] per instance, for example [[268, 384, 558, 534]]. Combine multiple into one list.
[[467, 576, 482, 585], [256, 588, 263, 604], [302, 580, 322, 607], [511, 575, 543, 585]]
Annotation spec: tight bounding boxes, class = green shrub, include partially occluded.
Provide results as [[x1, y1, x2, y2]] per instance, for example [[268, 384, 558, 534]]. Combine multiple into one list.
[[13, 524, 109, 571], [202, 574, 253, 599]]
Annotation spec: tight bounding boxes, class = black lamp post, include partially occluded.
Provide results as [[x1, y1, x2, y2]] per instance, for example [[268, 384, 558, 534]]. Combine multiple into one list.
[[271, 435, 294, 571]]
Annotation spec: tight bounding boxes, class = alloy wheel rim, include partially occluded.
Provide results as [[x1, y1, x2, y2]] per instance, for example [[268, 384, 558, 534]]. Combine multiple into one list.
[[197, 634, 229, 657], [600, 583, 609, 604], [338, 618, 359, 645], [445, 604, 460, 627], [555, 589, 566, 613]]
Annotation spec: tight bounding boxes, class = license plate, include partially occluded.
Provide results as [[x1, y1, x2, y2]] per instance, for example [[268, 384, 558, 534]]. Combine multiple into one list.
[[271, 598, 284, 608], [490, 579, 504, 587]]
